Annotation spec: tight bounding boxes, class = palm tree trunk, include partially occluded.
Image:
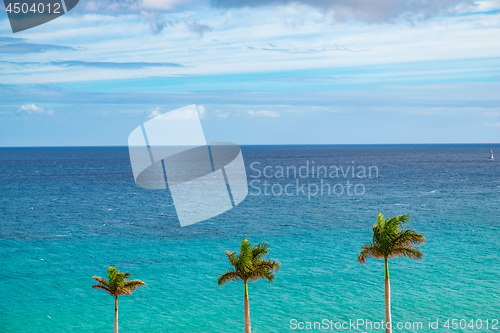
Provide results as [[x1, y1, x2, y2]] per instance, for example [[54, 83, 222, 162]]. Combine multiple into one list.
[[114, 296, 118, 333], [384, 257, 392, 333], [244, 280, 251, 333]]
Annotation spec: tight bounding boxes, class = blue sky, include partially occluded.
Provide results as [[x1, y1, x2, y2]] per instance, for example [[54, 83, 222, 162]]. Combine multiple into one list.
[[0, 0, 499, 146]]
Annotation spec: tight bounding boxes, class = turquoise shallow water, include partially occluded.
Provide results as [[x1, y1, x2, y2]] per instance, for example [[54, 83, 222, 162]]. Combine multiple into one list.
[[0, 145, 499, 332]]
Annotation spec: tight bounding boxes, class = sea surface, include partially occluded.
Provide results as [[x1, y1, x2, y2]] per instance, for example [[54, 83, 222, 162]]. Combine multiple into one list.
[[0, 145, 499, 332]]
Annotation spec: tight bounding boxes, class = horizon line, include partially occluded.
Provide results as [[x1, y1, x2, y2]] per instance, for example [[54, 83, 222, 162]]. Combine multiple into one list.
[[1, 143, 500, 148]]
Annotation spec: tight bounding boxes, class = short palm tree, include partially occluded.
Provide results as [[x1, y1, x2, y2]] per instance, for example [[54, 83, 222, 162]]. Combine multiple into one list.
[[218, 238, 281, 333], [358, 214, 425, 333], [92, 266, 146, 333]]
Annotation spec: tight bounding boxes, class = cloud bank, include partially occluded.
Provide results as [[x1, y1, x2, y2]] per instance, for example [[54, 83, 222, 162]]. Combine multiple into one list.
[[212, 0, 475, 22], [78, 0, 474, 24]]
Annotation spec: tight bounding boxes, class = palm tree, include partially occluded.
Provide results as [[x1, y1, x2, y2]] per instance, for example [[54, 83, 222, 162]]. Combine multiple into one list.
[[358, 214, 425, 333], [218, 238, 281, 333], [92, 266, 146, 333]]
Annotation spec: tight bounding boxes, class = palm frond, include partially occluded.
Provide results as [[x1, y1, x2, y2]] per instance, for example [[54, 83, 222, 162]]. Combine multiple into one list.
[[248, 258, 280, 282], [248, 268, 275, 283], [91, 275, 113, 295], [91, 283, 114, 296], [372, 222, 382, 246], [122, 279, 146, 292], [253, 259, 280, 271], [92, 276, 109, 285], [392, 229, 425, 248], [358, 243, 383, 264], [390, 247, 424, 260], [238, 239, 253, 275], [218, 270, 240, 285], [225, 251, 237, 268], [115, 280, 146, 295], [251, 242, 269, 261], [385, 214, 409, 233]]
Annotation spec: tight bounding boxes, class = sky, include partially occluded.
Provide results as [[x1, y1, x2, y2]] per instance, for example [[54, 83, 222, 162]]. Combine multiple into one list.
[[0, 0, 499, 146]]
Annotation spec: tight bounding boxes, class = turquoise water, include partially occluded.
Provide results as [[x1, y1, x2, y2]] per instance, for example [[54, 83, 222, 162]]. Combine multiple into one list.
[[0, 145, 499, 332]]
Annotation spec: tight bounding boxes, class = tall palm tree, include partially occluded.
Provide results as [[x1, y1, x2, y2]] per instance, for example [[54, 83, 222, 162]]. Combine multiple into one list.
[[218, 238, 281, 333], [92, 266, 146, 333], [358, 214, 425, 333]]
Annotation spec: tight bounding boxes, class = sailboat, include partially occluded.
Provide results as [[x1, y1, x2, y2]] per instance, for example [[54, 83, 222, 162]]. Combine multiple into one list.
[[489, 149, 494, 161]]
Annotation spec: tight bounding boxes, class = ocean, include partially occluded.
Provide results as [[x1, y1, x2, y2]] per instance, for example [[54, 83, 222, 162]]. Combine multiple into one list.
[[0, 145, 499, 332]]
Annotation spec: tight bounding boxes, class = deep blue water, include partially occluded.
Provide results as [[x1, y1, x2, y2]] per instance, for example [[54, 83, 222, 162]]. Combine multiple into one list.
[[0, 145, 499, 332]]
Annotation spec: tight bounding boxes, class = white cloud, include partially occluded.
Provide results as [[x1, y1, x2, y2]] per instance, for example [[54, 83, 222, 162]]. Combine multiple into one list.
[[19, 104, 44, 114], [485, 122, 500, 127], [247, 110, 280, 118], [16, 104, 54, 116]]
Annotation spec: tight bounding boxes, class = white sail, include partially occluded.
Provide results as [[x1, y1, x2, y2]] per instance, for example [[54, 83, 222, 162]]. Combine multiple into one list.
[[490, 149, 494, 160]]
